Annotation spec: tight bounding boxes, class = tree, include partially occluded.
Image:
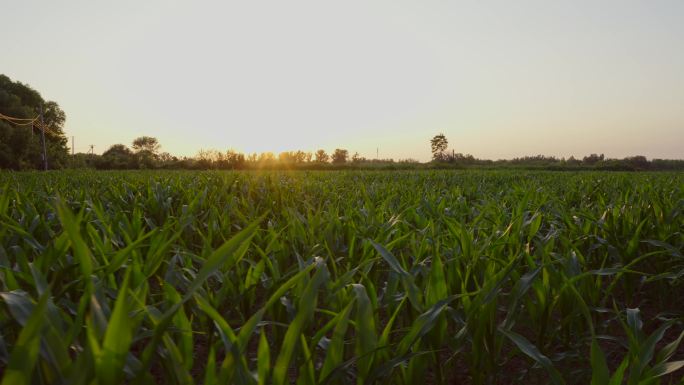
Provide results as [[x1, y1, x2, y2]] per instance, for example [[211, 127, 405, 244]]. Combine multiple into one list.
[[103, 144, 131, 157], [132, 136, 160, 168], [582, 153, 605, 165], [293, 150, 307, 163], [0, 74, 69, 169], [225, 149, 245, 169], [257, 152, 276, 164], [332, 148, 348, 164], [315, 149, 329, 163], [625, 155, 650, 170], [195, 149, 216, 169], [278, 151, 307, 164], [278, 151, 293, 163], [97, 144, 135, 169], [132, 136, 160, 155], [430, 133, 448, 161]]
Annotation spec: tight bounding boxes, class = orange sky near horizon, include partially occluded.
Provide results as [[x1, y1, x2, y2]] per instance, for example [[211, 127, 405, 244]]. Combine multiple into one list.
[[2, 0, 683, 161]]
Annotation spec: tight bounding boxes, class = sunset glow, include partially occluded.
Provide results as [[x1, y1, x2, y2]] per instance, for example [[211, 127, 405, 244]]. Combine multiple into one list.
[[3, 0, 683, 160]]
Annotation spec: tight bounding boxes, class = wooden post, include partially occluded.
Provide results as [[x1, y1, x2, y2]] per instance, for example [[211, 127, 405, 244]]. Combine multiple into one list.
[[40, 105, 48, 170]]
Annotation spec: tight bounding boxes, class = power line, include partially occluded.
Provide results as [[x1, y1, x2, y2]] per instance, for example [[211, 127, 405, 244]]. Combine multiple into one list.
[[32, 121, 59, 136], [0, 112, 60, 136], [3, 119, 59, 136], [0, 112, 38, 121], [1, 109, 64, 171], [0, 113, 39, 126]]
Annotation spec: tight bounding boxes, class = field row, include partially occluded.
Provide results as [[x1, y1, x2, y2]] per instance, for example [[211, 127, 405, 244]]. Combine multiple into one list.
[[0, 170, 683, 384]]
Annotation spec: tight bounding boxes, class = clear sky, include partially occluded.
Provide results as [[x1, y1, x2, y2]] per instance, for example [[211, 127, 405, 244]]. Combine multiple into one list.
[[2, 0, 683, 161]]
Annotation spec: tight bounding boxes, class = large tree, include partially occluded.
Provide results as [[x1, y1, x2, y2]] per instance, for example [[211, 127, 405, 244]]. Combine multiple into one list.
[[315, 149, 329, 163], [430, 133, 448, 161], [331, 148, 348, 164], [0, 74, 69, 169], [132, 136, 160, 168], [132, 136, 160, 155]]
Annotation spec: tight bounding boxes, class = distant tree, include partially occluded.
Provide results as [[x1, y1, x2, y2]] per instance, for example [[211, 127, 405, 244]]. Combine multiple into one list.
[[566, 156, 581, 166], [651, 158, 684, 170], [70, 152, 98, 169], [332, 149, 348, 164], [278, 151, 293, 163], [304, 152, 313, 163], [625, 155, 650, 170], [315, 149, 329, 163], [98, 144, 135, 169], [132, 136, 160, 155], [132, 136, 160, 168], [293, 150, 307, 163], [430, 133, 448, 161], [195, 149, 216, 169], [257, 152, 276, 164], [225, 149, 245, 169], [158, 152, 175, 163], [103, 144, 131, 157], [449, 152, 477, 165], [352, 152, 364, 163], [582, 153, 605, 165]]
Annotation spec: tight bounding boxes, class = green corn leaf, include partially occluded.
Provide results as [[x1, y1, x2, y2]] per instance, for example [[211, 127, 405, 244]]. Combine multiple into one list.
[[397, 296, 454, 356], [654, 330, 684, 364], [608, 357, 629, 385], [352, 283, 377, 383], [378, 296, 407, 353], [426, 254, 448, 306], [297, 334, 315, 385], [237, 260, 319, 353], [273, 262, 329, 385], [644, 360, 684, 380], [136, 215, 263, 380], [97, 268, 133, 385], [257, 329, 270, 385], [320, 301, 354, 382], [204, 345, 217, 385], [55, 199, 94, 279], [500, 328, 565, 385], [1, 292, 49, 385], [193, 295, 251, 383], [636, 323, 670, 375], [590, 339, 610, 385], [370, 240, 423, 310]]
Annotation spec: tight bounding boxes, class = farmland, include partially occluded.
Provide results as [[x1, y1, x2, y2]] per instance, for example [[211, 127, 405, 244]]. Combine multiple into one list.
[[0, 170, 683, 384]]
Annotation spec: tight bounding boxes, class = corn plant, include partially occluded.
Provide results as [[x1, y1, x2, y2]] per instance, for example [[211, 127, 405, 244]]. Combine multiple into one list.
[[0, 170, 682, 384]]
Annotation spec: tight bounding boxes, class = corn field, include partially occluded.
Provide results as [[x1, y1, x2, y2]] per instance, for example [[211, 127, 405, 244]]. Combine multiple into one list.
[[0, 170, 683, 384]]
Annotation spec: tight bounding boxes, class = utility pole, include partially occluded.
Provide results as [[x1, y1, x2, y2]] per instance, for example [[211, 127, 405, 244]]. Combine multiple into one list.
[[89, 145, 94, 156], [72, 136, 75, 157], [376, 147, 379, 160], [39, 105, 48, 171]]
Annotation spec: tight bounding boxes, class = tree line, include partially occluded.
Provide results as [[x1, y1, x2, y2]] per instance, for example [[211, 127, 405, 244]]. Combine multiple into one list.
[[68, 135, 684, 172], [75, 140, 417, 170], [428, 133, 684, 171], [2, 75, 682, 171]]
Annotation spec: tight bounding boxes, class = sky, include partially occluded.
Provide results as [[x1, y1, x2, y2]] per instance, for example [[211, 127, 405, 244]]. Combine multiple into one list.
[[2, 0, 683, 161]]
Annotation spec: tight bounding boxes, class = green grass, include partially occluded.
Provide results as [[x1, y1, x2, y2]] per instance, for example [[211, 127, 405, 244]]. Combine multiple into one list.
[[0, 170, 683, 384]]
